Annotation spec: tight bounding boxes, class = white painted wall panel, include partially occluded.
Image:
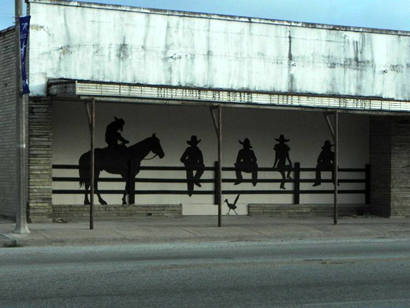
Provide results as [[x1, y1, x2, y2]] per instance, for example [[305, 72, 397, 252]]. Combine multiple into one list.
[[52, 103, 369, 213], [28, 1, 410, 101]]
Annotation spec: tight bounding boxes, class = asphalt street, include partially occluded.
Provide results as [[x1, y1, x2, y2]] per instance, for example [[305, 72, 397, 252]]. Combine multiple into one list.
[[1, 239, 410, 307]]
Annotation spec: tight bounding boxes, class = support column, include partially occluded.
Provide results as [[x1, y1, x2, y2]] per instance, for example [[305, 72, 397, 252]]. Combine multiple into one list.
[[217, 106, 222, 227], [333, 112, 339, 225], [85, 99, 95, 230], [369, 116, 392, 217], [28, 98, 53, 222], [210, 106, 223, 227], [14, 0, 29, 233], [323, 111, 339, 225], [390, 117, 410, 216], [370, 116, 410, 217]]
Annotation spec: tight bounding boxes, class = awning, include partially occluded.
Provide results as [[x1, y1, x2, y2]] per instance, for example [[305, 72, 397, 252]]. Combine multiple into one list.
[[47, 79, 410, 114]]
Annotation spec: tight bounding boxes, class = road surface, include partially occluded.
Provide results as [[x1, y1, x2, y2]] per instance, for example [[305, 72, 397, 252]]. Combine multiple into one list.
[[1, 239, 410, 307]]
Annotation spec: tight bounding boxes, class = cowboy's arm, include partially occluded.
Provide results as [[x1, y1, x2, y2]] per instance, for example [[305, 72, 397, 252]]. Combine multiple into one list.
[[197, 150, 204, 165], [286, 152, 292, 166], [180, 149, 189, 163], [317, 151, 324, 164], [273, 152, 278, 168], [118, 134, 129, 144], [235, 150, 243, 164], [251, 151, 257, 163]]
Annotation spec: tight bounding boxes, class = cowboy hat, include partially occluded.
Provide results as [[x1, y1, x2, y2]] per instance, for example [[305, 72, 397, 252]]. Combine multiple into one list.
[[322, 140, 334, 149], [187, 135, 201, 145], [275, 134, 289, 143], [239, 138, 252, 148], [113, 117, 125, 131]]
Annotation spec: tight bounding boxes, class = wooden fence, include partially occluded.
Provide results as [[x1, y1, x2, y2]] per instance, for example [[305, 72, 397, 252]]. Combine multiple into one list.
[[52, 162, 370, 205]]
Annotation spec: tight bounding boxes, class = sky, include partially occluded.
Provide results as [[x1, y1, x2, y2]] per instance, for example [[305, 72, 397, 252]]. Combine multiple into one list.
[[1, 0, 409, 31]]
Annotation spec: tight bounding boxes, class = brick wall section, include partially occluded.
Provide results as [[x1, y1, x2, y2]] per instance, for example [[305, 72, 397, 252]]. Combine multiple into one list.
[[0, 28, 17, 219], [369, 117, 392, 216], [28, 98, 53, 222], [370, 116, 410, 217], [390, 118, 410, 217]]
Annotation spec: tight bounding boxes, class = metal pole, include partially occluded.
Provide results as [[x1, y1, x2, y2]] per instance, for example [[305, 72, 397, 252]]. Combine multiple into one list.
[[217, 106, 222, 227], [90, 99, 95, 230], [14, 0, 29, 234], [333, 111, 339, 225]]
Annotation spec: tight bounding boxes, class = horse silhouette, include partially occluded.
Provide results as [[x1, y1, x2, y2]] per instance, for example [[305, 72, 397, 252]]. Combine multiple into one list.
[[79, 134, 165, 205]]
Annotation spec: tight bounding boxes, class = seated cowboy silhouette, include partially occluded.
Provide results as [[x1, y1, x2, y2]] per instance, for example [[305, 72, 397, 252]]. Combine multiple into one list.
[[313, 140, 335, 186], [234, 138, 258, 186], [180, 135, 205, 197], [273, 134, 292, 189], [105, 117, 129, 149]]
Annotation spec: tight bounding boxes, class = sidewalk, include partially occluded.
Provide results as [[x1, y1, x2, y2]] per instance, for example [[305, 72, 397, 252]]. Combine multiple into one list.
[[1, 215, 410, 247]]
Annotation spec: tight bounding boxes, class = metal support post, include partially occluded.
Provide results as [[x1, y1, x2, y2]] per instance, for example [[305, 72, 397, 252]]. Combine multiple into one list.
[[323, 111, 339, 225], [210, 106, 223, 227], [85, 99, 95, 230], [90, 99, 95, 230], [217, 106, 222, 227], [14, 0, 30, 234], [333, 111, 339, 225]]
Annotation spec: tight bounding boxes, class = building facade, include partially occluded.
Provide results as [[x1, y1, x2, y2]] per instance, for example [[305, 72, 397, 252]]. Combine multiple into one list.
[[1, 0, 409, 221]]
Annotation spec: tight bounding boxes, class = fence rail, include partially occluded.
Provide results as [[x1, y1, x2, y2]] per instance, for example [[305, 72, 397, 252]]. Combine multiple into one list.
[[52, 162, 370, 205]]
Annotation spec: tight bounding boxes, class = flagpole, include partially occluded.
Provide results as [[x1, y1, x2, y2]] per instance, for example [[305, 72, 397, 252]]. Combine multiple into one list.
[[14, 0, 30, 234]]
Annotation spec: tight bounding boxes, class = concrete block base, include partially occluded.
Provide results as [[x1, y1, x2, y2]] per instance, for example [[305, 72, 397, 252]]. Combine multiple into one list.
[[248, 203, 370, 217], [51, 204, 182, 222]]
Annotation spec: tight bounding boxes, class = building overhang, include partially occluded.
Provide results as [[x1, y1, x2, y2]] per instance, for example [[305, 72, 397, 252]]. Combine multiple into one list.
[[47, 79, 410, 115]]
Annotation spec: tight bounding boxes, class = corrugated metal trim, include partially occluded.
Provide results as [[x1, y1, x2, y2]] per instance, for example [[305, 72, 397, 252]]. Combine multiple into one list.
[[27, 0, 410, 37], [47, 79, 410, 113]]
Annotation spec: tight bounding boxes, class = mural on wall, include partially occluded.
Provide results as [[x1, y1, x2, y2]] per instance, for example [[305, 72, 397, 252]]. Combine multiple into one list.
[[225, 194, 240, 215], [234, 138, 258, 186], [105, 117, 129, 148], [180, 135, 205, 197], [313, 140, 335, 186], [273, 134, 293, 189], [79, 129, 165, 205]]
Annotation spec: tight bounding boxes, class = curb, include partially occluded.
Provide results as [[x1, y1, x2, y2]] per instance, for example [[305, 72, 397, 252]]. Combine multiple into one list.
[[2, 233, 410, 248], [0, 233, 19, 248]]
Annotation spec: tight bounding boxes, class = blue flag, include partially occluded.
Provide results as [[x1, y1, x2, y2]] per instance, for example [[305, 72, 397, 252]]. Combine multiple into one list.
[[19, 16, 30, 94]]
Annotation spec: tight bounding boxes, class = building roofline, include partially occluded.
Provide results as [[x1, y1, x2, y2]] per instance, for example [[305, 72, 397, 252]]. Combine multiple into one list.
[[0, 26, 15, 35], [27, 0, 410, 37]]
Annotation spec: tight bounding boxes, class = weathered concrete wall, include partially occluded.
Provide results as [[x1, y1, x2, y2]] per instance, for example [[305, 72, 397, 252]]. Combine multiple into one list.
[[28, 0, 410, 101], [0, 28, 17, 219], [52, 102, 369, 215]]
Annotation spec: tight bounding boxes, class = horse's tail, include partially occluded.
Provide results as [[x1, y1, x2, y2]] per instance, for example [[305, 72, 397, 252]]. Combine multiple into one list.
[[78, 151, 91, 187]]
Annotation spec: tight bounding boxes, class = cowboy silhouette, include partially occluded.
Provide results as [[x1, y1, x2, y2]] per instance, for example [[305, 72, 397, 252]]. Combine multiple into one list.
[[273, 134, 292, 189], [313, 140, 335, 186], [234, 138, 258, 186], [180, 135, 205, 197], [105, 117, 129, 148]]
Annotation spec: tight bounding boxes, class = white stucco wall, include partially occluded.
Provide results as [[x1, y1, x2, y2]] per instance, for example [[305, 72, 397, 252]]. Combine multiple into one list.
[[52, 102, 369, 214], [29, 0, 410, 101]]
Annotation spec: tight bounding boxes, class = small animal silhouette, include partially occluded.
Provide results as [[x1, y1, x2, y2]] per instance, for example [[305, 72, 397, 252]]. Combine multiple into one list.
[[224, 194, 240, 215]]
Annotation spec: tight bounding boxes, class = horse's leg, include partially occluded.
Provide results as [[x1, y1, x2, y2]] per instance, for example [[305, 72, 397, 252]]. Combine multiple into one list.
[[125, 161, 136, 205], [84, 182, 90, 205], [121, 173, 128, 206], [95, 170, 108, 205], [129, 170, 136, 204]]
